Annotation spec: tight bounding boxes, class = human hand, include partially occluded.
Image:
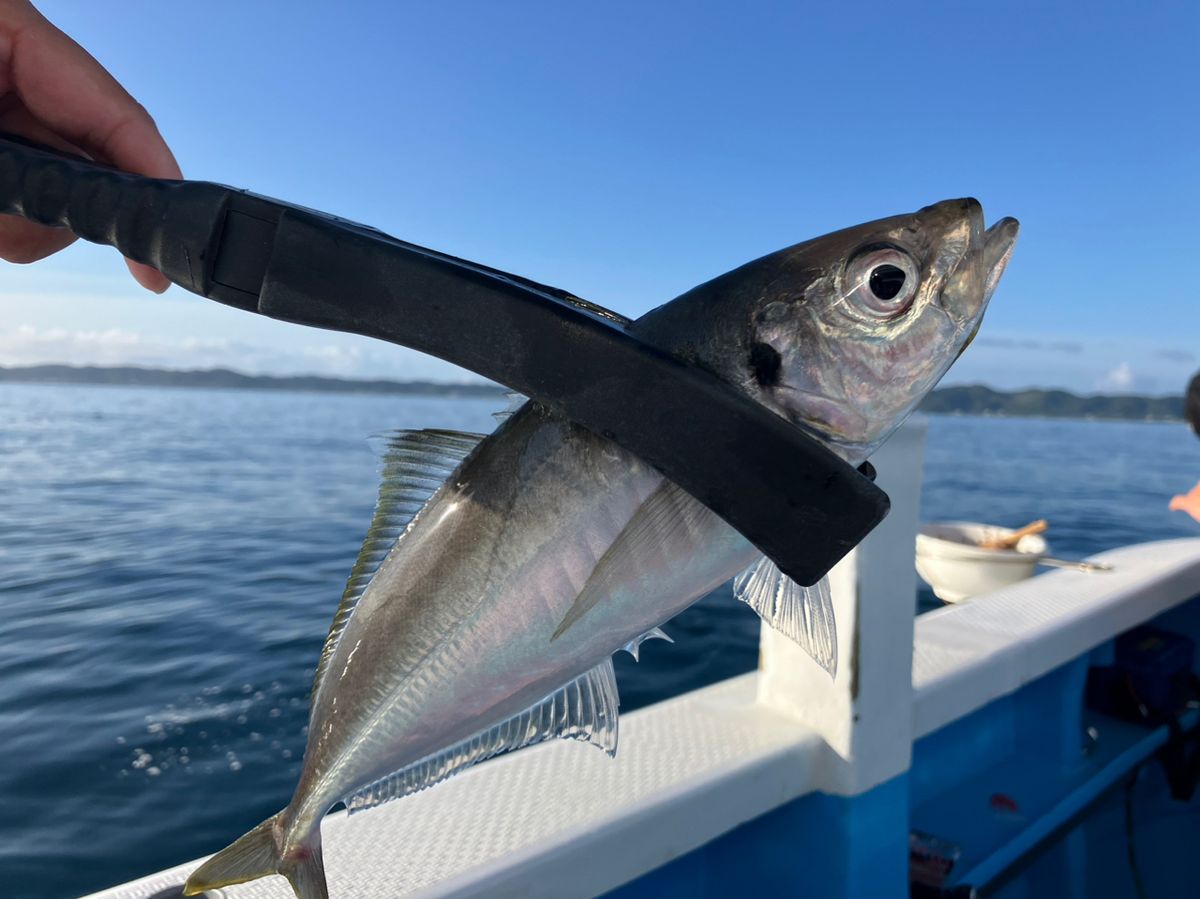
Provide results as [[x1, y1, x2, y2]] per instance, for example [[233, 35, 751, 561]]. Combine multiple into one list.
[[0, 0, 181, 292], [1169, 482, 1200, 523]]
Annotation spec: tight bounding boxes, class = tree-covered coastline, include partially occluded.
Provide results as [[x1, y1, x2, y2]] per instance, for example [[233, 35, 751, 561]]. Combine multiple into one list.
[[0, 364, 505, 398], [918, 384, 1182, 421], [0, 365, 1186, 421]]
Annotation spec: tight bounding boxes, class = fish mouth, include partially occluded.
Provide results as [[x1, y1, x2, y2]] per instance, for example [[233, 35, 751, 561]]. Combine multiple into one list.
[[922, 198, 1017, 283], [955, 213, 1019, 359], [922, 199, 1018, 331], [982, 216, 1020, 303], [951, 200, 1019, 304]]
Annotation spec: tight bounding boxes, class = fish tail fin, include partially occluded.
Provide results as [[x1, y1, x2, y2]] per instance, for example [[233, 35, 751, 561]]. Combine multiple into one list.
[[183, 812, 328, 899], [283, 841, 328, 899]]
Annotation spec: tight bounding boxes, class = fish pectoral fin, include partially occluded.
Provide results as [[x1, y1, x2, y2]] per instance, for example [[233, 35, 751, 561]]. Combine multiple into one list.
[[344, 657, 620, 814], [313, 429, 487, 696], [734, 556, 837, 678], [552, 481, 722, 641], [621, 627, 672, 662]]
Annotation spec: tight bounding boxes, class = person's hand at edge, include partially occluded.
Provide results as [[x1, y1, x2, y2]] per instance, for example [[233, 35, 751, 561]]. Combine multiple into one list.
[[1170, 482, 1200, 523], [0, 0, 181, 292]]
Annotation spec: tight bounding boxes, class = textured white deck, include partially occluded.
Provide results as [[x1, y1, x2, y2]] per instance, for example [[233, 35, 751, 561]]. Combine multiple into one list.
[[86, 675, 823, 899], [89, 539, 1200, 899], [913, 538, 1200, 737]]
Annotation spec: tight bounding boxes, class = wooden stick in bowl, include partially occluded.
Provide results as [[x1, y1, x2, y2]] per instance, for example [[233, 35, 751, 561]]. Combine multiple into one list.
[[978, 519, 1048, 550]]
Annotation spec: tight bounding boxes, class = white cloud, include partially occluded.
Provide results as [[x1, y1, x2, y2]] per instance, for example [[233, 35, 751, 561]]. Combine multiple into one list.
[[2, 264, 475, 381], [1097, 361, 1135, 392], [946, 332, 1195, 395], [0, 325, 240, 369], [296, 343, 365, 374], [5, 318, 1186, 396], [0, 323, 482, 382]]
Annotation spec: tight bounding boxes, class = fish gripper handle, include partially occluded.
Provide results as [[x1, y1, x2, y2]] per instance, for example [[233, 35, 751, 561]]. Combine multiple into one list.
[[0, 131, 890, 587]]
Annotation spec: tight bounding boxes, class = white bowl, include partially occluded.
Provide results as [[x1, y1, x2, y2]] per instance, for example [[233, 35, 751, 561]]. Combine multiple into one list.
[[915, 521, 1047, 603]]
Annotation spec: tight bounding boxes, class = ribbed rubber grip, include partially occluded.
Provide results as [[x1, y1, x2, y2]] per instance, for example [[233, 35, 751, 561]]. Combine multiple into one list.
[[0, 134, 228, 294]]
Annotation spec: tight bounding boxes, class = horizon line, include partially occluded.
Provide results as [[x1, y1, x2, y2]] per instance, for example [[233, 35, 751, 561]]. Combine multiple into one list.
[[0, 361, 1187, 401]]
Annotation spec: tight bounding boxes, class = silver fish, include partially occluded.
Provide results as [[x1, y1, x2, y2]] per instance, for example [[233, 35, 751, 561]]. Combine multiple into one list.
[[185, 199, 1017, 899]]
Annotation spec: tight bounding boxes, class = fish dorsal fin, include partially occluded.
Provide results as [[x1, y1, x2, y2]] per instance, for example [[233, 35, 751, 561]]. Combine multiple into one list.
[[313, 429, 486, 695], [734, 556, 837, 677], [552, 481, 722, 641], [345, 657, 619, 813], [492, 391, 529, 424], [621, 627, 672, 662]]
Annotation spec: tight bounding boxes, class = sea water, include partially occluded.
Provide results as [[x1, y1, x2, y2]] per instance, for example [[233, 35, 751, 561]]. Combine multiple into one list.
[[1, 385, 1196, 898]]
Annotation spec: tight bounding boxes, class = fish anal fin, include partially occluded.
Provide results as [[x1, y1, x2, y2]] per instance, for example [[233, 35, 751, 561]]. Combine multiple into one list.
[[345, 657, 620, 813], [312, 429, 486, 696], [734, 556, 837, 678]]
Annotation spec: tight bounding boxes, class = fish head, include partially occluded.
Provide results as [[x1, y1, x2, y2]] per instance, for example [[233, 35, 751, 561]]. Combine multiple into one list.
[[753, 197, 1019, 460], [634, 198, 1018, 463]]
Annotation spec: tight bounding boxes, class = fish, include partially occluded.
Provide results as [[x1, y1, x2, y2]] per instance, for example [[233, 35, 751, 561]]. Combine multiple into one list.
[[184, 198, 1018, 899]]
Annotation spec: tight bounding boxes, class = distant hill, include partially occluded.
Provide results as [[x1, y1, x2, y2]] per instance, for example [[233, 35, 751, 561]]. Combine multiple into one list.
[[0, 364, 506, 397], [918, 384, 1183, 421], [0, 366, 1186, 421]]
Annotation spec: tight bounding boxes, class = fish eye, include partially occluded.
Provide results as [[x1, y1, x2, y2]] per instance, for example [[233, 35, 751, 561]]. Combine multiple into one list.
[[869, 264, 906, 300], [844, 246, 919, 317]]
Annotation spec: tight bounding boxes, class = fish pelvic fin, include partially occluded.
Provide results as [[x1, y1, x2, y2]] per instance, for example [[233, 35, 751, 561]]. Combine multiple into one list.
[[183, 813, 327, 899]]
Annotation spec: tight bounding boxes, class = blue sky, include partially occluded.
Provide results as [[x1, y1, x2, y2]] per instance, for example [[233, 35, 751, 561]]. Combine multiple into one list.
[[3, 0, 1197, 393]]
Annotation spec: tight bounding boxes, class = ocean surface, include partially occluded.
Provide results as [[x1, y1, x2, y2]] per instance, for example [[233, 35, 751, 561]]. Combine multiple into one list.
[[1, 384, 1197, 899]]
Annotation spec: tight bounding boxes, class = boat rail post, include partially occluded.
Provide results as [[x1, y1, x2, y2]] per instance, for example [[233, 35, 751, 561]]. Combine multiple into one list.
[[757, 418, 927, 898]]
